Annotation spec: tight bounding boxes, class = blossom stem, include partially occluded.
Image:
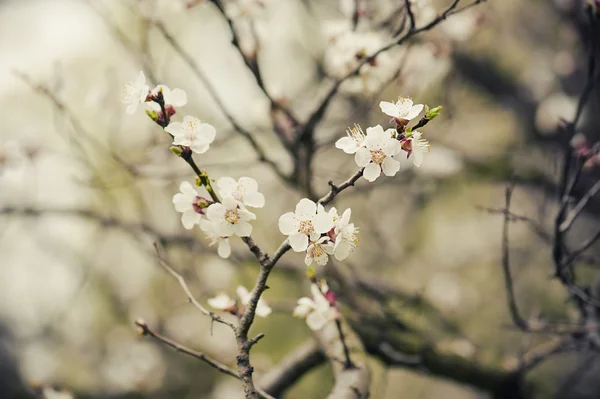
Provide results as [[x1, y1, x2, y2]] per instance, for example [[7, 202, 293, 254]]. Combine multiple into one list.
[[335, 319, 355, 370]]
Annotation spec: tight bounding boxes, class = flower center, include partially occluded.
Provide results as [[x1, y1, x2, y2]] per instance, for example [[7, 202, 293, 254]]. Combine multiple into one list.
[[225, 209, 240, 224], [370, 149, 386, 164], [396, 97, 412, 117], [309, 243, 326, 258], [299, 220, 314, 236], [184, 118, 199, 133]]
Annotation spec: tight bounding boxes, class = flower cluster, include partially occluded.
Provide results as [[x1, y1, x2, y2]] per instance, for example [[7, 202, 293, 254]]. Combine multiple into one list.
[[279, 199, 358, 267], [121, 71, 216, 155], [293, 280, 338, 331], [335, 96, 436, 181], [172, 176, 265, 258], [208, 285, 272, 318]]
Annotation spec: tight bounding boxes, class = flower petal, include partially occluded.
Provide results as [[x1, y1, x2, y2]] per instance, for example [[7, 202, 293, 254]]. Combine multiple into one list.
[[295, 198, 317, 217], [279, 212, 299, 235], [379, 101, 399, 118], [335, 136, 359, 154], [217, 239, 231, 258], [289, 233, 309, 252], [238, 177, 258, 193], [363, 163, 381, 182], [382, 157, 400, 176], [406, 104, 424, 120], [165, 122, 182, 136], [217, 177, 238, 196], [181, 210, 199, 229], [244, 192, 265, 208], [173, 193, 192, 212], [207, 203, 226, 221], [354, 147, 372, 167], [200, 123, 216, 143], [236, 286, 251, 304], [306, 311, 328, 331], [312, 212, 334, 234], [233, 221, 253, 237], [169, 88, 188, 107]]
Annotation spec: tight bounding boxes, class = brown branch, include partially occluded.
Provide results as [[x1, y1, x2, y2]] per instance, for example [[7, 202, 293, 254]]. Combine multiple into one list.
[[259, 340, 326, 397], [208, 0, 300, 128], [135, 320, 239, 377], [152, 243, 237, 329], [152, 21, 293, 184]]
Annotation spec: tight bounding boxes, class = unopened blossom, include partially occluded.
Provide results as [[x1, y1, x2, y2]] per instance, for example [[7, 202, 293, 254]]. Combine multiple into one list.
[[217, 176, 265, 208], [408, 131, 430, 167], [379, 97, 424, 122], [165, 116, 216, 154], [335, 124, 367, 154], [305, 236, 335, 266], [122, 71, 149, 114], [333, 209, 359, 261], [199, 219, 232, 258], [172, 181, 210, 229], [149, 85, 188, 110], [293, 283, 337, 331], [206, 196, 256, 237], [237, 285, 272, 317], [207, 293, 236, 311], [279, 198, 335, 252], [354, 125, 402, 182]]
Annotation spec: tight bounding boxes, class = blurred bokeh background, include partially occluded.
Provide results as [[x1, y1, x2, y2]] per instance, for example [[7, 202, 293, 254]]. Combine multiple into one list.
[[2, 0, 600, 398]]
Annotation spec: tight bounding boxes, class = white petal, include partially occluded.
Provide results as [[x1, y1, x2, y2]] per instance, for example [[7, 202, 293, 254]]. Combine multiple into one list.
[[314, 250, 329, 266], [244, 192, 265, 208], [412, 145, 424, 167], [295, 198, 317, 217], [279, 212, 299, 235], [135, 71, 146, 87], [207, 203, 226, 221], [312, 212, 334, 234], [354, 147, 372, 167], [169, 88, 188, 107], [207, 293, 235, 310], [406, 104, 424, 120], [218, 177, 238, 196], [379, 101, 400, 118], [126, 102, 138, 115], [289, 233, 309, 252], [363, 163, 381, 182], [191, 142, 209, 154], [216, 221, 234, 237], [181, 210, 199, 229], [334, 242, 352, 261], [238, 177, 258, 193], [306, 311, 328, 331], [173, 194, 192, 212], [256, 300, 272, 318], [233, 221, 253, 237], [222, 196, 239, 210], [179, 181, 197, 197], [236, 286, 251, 304], [382, 157, 400, 176], [199, 218, 214, 232], [165, 122, 182, 136], [200, 123, 216, 143], [218, 239, 231, 258], [335, 137, 358, 154], [293, 299, 314, 318]]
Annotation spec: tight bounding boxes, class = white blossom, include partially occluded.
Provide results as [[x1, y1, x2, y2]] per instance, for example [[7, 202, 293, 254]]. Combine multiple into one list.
[[149, 84, 188, 110], [237, 286, 272, 318], [335, 124, 367, 154], [206, 196, 256, 238], [278, 198, 335, 252], [305, 236, 334, 266], [333, 209, 359, 261], [199, 219, 232, 258], [409, 131, 430, 167], [217, 176, 265, 208], [293, 283, 337, 331], [207, 293, 236, 310], [121, 71, 149, 114], [165, 116, 216, 154], [354, 125, 402, 182], [379, 97, 424, 121], [172, 181, 207, 229]]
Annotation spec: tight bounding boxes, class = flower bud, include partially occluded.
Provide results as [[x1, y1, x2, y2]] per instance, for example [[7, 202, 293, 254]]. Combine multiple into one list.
[[425, 105, 443, 120], [145, 109, 159, 122], [170, 146, 183, 156]]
